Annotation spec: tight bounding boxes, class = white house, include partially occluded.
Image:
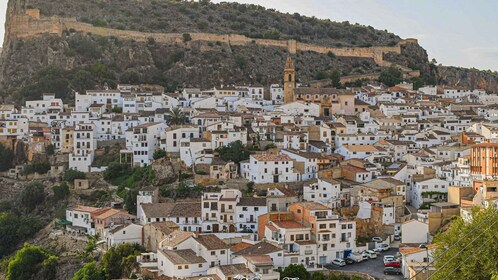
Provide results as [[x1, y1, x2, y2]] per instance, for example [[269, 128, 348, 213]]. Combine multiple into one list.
[[411, 178, 449, 209], [303, 178, 342, 209], [235, 197, 267, 233], [105, 223, 143, 247], [401, 219, 429, 244], [240, 153, 298, 184], [69, 123, 96, 172]]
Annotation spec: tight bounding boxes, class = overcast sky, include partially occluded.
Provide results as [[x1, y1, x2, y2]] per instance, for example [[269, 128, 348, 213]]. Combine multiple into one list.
[[2, 1, 497, 71]]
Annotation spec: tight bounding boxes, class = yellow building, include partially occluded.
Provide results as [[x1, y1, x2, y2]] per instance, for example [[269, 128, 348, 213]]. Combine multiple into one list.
[[283, 56, 296, 104]]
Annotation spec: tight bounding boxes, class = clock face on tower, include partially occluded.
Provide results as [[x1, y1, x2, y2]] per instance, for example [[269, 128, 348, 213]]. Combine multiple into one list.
[[288, 84, 293, 88]]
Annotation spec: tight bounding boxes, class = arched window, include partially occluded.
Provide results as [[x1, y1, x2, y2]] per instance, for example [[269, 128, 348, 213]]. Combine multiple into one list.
[[288, 74, 292, 82]]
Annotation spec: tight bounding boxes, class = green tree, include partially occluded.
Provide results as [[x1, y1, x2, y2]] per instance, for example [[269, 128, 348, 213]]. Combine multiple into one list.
[[7, 243, 58, 280], [72, 262, 105, 280], [153, 149, 167, 160], [20, 182, 46, 212], [183, 33, 192, 42], [0, 213, 41, 258], [311, 272, 326, 280], [45, 144, 55, 156], [166, 107, 186, 126], [124, 189, 138, 214], [216, 140, 251, 164], [64, 169, 86, 182], [280, 264, 309, 280], [432, 206, 498, 280], [102, 243, 143, 279], [263, 28, 281, 40], [379, 66, 403, 87], [0, 144, 14, 171], [103, 163, 130, 181], [71, 70, 96, 94], [52, 182, 70, 202], [120, 69, 141, 84], [330, 69, 342, 88]]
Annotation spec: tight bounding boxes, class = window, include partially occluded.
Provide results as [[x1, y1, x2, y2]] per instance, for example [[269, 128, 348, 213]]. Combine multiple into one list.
[[221, 250, 225, 255], [185, 265, 189, 269], [211, 251, 216, 256], [178, 266, 182, 270]]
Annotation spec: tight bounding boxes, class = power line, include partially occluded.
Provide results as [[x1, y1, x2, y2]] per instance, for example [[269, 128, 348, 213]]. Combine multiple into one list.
[[428, 209, 498, 279], [431, 232, 489, 280], [409, 208, 498, 280]]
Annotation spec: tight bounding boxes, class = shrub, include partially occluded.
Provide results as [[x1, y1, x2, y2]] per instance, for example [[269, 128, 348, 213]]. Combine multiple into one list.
[[20, 182, 46, 212], [22, 161, 51, 175], [0, 144, 14, 172], [182, 33, 192, 42], [153, 149, 167, 160], [52, 182, 70, 202], [64, 169, 86, 182], [103, 163, 130, 181], [7, 244, 58, 280], [45, 144, 55, 156]]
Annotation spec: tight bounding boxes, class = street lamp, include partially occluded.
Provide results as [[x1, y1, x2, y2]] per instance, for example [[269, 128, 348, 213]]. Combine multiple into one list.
[[419, 244, 429, 280]]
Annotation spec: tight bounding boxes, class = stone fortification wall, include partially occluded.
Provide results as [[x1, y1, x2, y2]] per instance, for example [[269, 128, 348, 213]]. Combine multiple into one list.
[[7, 8, 420, 69]]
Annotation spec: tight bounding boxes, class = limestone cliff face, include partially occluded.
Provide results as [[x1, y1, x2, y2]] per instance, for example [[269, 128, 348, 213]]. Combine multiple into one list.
[[1, 0, 494, 102], [437, 66, 498, 93]]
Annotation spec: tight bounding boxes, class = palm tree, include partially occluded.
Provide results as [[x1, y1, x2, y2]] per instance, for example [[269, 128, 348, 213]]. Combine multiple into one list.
[[166, 107, 186, 126]]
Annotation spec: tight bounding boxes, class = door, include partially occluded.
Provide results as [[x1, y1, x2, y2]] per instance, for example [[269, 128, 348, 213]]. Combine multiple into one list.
[[212, 224, 219, 233]]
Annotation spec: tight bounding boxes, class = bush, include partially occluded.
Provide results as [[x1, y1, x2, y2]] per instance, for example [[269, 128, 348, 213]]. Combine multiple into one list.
[[103, 163, 130, 181], [64, 169, 86, 182], [52, 183, 70, 202], [153, 149, 167, 160], [182, 33, 192, 42], [20, 182, 46, 212], [72, 262, 105, 280], [102, 243, 143, 279], [379, 66, 403, 87], [45, 144, 55, 156], [22, 161, 51, 175], [0, 144, 14, 172], [0, 213, 41, 258], [7, 244, 58, 280]]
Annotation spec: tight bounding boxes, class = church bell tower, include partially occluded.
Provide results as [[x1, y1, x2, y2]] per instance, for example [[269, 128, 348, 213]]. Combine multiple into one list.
[[283, 56, 296, 104]]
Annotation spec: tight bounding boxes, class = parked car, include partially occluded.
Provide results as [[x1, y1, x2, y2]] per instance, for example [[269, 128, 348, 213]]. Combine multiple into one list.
[[394, 234, 401, 241], [385, 261, 401, 268], [372, 237, 383, 242], [378, 243, 390, 252], [363, 250, 377, 259], [331, 258, 346, 267], [347, 253, 365, 263], [373, 247, 383, 253], [383, 255, 396, 264], [384, 267, 402, 275], [345, 258, 355, 265]]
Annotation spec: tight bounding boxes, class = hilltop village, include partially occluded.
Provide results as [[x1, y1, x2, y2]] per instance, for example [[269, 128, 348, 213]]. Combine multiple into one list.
[[1, 56, 497, 279]]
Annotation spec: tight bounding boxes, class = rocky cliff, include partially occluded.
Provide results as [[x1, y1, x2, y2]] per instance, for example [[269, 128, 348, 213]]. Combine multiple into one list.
[[1, 0, 496, 103]]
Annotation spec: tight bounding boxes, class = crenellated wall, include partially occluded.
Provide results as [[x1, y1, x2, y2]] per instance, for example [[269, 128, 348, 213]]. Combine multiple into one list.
[[7, 8, 418, 70]]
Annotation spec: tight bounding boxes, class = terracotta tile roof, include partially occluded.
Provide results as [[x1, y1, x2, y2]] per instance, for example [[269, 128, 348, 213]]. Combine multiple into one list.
[[292, 201, 330, 211], [234, 242, 282, 256], [160, 230, 194, 247], [252, 153, 292, 162], [342, 145, 381, 152], [243, 254, 273, 266], [141, 202, 201, 218], [194, 234, 229, 250], [273, 220, 306, 229], [230, 242, 253, 253], [218, 264, 252, 276], [160, 249, 206, 264], [148, 221, 180, 234], [237, 197, 267, 207]]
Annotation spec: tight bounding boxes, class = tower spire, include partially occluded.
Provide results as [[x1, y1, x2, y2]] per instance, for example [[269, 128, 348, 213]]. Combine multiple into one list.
[[283, 56, 296, 104]]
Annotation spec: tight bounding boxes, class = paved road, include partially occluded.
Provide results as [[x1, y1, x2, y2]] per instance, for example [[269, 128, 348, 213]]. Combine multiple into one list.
[[325, 248, 403, 280]]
